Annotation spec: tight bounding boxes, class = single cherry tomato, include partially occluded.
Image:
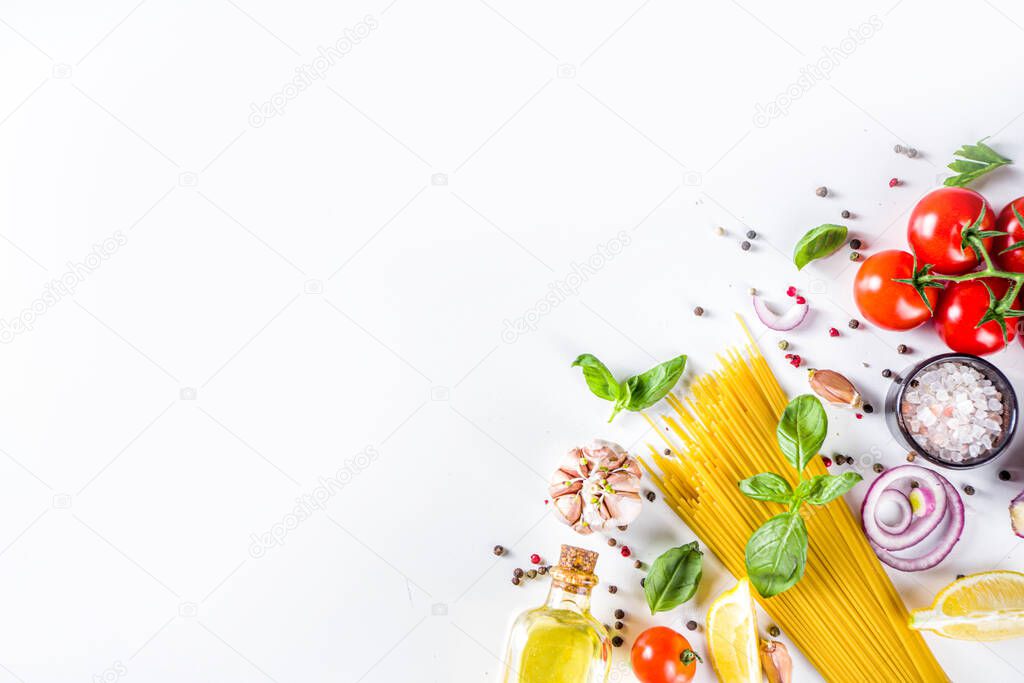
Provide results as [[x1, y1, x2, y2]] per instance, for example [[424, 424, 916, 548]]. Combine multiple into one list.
[[854, 250, 940, 330], [907, 187, 995, 275], [631, 626, 702, 683], [995, 196, 1024, 273], [934, 277, 1018, 355]]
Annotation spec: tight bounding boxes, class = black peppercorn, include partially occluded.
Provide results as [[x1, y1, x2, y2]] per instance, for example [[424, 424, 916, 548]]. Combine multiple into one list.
[[645, 491, 656, 502], [746, 230, 757, 239], [740, 240, 751, 251], [612, 636, 624, 647], [768, 625, 781, 638], [841, 209, 851, 219], [897, 344, 909, 354], [513, 568, 524, 578], [910, 379, 919, 388], [848, 319, 859, 329], [863, 403, 874, 413], [618, 525, 628, 532], [910, 480, 920, 489], [873, 463, 884, 473], [964, 485, 975, 496], [640, 578, 645, 587], [686, 620, 698, 631], [608, 585, 617, 594], [493, 545, 505, 556], [614, 609, 625, 619], [693, 306, 705, 317], [538, 566, 548, 575], [633, 559, 642, 569], [511, 576, 521, 585], [1000, 470, 1011, 481], [816, 186, 828, 197], [607, 538, 616, 547], [882, 368, 892, 378], [850, 238, 862, 249], [957, 574, 965, 580], [849, 251, 861, 261], [614, 620, 624, 630], [526, 569, 537, 579], [663, 448, 670, 456]]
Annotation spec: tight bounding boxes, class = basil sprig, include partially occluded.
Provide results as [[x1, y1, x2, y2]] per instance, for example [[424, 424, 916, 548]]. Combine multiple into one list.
[[739, 394, 862, 598], [793, 224, 847, 270], [643, 541, 703, 614], [571, 353, 686, 422]]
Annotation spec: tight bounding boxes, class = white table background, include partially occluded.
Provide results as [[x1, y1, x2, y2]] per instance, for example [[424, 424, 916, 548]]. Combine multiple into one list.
[[2, 0, 1024, 681]]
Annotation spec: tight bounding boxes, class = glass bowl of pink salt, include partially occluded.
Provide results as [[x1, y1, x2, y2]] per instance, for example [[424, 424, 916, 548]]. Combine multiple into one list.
[[885, 353, 1017, 469]]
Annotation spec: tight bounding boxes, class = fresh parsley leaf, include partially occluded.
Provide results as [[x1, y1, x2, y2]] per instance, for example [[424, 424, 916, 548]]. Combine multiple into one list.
[[944, 138, 1011, 187], [776, 395, 828, 473], [739, 473, 794, 504], [745, 511, 808, 598], [643, 541, 703, 614], [625, 355, 687, 411], [793, 224, 848, 270]]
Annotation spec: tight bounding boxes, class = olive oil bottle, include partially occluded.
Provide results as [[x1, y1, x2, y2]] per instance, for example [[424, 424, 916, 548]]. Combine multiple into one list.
[[502, 545, 610, 683]]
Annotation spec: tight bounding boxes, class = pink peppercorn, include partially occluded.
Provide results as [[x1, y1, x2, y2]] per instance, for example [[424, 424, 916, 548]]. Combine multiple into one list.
[[530, 553, 541, 565], [889, 177, 900, 188], [828, 327, 839, 337], [855, 413, 863, 420], [795, 295, 806, 304], [786, 286, 797, 297], [822, 456, 833, 467], [620, 546, 631, 558]]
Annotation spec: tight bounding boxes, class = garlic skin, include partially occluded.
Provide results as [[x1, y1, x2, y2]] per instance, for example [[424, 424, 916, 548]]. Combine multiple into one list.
[[760, 640, 793, 683], [548, 440, 643, 534], [808, 369, 863, 408]]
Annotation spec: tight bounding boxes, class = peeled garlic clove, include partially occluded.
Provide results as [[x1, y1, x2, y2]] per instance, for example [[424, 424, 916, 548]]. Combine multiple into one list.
[[808, 369, 863, 408], [552, 493, 584, 528], [760, 640, 793, 683]]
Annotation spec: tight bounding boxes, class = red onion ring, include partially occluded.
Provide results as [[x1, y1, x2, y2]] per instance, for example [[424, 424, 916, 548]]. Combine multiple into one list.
[[860, 466, 948, 551], [874, 489, 912, 535], [868, 480, 964, 572], [752, 295, 808, 331]]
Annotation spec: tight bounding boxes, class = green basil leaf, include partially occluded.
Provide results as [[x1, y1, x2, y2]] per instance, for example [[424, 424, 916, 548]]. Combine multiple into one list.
[[776, 394, 827, 473], [745, 511, 808, 598], [571, 354, 620, 402], [643, 541, 703, 614], [794, 472, 862, 506], [738, 473, 793, 504], [792, 224, 848, 270], [625, 355, 687, 411], [609, 380, 631, 423]]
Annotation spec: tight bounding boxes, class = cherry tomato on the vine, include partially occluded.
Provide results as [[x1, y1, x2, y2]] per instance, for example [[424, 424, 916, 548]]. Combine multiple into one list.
[[995, 196, 1024, 273], [934, 277, 1018, 355], [907, 187, 995, 275], [854, 250, 940, 330], [631, 627, 702, 683]]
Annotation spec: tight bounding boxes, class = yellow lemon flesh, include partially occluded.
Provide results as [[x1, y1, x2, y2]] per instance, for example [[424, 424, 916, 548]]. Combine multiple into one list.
[[707, 578, 761, 682], [910, 570, 1024, 641]]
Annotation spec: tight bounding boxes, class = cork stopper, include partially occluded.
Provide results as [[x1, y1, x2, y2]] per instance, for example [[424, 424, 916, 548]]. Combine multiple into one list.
[[558, 544, 598, 573]]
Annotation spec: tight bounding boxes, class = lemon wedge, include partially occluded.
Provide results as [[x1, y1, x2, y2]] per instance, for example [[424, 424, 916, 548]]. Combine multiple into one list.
[[910, 570, 1024, 641], [707, 577, 761, 682]]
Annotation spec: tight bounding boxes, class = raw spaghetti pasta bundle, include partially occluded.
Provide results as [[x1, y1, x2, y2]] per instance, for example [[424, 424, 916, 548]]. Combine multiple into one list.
[[640, 318, 947, 682]]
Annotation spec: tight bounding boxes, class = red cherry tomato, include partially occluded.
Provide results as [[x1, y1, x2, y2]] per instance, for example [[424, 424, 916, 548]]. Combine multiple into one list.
[[995, 196, 1024, 273], [854, 250, 940, 330], [631, 626, 701, 683], [907, 187, 995, 275], [934, 277, 1018, 355]]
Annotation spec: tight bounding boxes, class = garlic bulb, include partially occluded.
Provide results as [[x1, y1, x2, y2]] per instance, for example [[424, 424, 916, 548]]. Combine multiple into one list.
[[549, 440, 643, 534]]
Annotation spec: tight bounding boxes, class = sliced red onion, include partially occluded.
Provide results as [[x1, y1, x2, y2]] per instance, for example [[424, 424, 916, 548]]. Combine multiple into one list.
[[869, 480, 964, 572], [861, 466, 948, 551], [1011, 489, 1024, 539], [752, 295, 808, 331], [875, 489, 912, 535]]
